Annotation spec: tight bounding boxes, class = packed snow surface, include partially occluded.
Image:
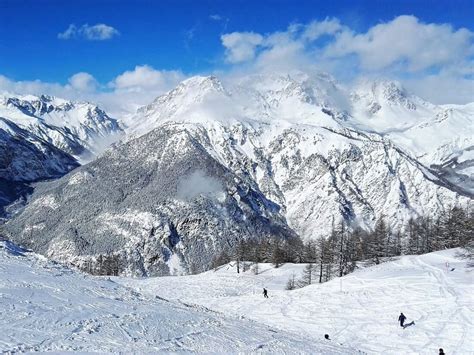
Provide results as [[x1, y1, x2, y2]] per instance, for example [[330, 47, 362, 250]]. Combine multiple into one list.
[[120, 249, 474, 355], [0, 240, 352, 353]]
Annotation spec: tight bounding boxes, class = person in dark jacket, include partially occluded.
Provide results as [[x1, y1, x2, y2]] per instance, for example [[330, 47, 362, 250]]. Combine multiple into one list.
[[439, 348, 445, 355], [324, 334, 330, 340], [263, 288, 268, 298], [398, 312, 407, 327]]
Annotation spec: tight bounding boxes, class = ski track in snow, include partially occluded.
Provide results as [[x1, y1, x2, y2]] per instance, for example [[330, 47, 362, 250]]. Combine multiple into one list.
[[0, 241, 352, 354], [119, 249, 474, 355]]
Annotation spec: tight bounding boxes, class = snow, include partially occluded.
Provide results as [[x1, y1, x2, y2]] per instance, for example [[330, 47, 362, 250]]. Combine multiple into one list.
[[0, 240, 351, 353], [0, 93, 123, 162], [31, 195, 59, 210], [119, 249, 474, 355]]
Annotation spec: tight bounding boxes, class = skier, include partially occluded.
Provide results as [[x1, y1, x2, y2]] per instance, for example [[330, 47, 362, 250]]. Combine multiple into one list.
[[439, 349, 445, 355], [263, 288, 268, 298], [398, 312, 406, 327], [324, 334, 330, 340]]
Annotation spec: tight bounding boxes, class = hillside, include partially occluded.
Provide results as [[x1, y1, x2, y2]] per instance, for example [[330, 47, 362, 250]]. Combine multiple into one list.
[[119, 249, 474, 354], [0, 240, 352, 353]]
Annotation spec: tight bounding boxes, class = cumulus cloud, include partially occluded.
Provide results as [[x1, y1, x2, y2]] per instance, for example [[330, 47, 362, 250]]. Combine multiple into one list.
[[219, 16, 474, 104], [111, 65, 185, 91], [58, 23, 120, 40], [221, 32, 264, 63], [0, 66, 187, 117], [325, 15, 473, 71], [302, 18, 346, 41], [221, 16, 473, 73], [1, 15, 472, 115], [220, 18, 347, 70], [68, 72, 98, 92]]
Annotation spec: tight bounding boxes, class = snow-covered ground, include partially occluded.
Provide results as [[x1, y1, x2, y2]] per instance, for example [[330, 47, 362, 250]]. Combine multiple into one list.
[[119, 249, 474, 354], [0, 240, 352, 353], [1, 240, 472, 354]]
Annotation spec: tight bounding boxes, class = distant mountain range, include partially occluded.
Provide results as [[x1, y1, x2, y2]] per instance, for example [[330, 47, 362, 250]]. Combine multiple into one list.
[[1, 72, 472, 275]]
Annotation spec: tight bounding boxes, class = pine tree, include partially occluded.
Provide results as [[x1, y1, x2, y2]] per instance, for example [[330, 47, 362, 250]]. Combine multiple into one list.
[[298, 262, 316, 287], [271, 239, 285, 268], [316, 236, 328, 283], [286, 273, 297, 290], [234, 241, 245, 274], [369, 217, 387, 264]]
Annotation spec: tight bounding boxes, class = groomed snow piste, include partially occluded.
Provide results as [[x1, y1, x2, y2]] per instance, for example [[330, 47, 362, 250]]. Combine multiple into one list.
[[119, 249, 474, 354], [0, 240, 352, 354], [1, 240, 472, 354]]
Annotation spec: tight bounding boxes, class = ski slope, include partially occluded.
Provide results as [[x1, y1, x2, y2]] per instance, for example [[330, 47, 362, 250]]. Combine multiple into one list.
[[0, 240, 352, 353], [120, 249, 474, 354]]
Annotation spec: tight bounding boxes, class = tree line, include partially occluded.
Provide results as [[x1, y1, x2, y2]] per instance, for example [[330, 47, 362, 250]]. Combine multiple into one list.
[[212, 205, 473, 289]]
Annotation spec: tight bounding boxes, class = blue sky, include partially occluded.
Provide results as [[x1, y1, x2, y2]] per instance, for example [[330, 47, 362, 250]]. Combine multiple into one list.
[[0, 0, 472, 110], [1, 0, 472, 83]]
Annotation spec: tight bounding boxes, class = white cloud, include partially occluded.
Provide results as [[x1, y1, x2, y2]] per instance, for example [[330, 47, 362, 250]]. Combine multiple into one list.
[[58, 23, 120, 41], [1, 15, 472, 117], [176, 170, 223, 201], [111, 65, 185, 91], [325, 15, 473, 72], [57, 24, 78, 40], [221, 32, 264, 63], [0, 66, 187, 117], [68, 72, 98, 92], [0, 75, 66, 97], [218, 16, 474, 104], [220, 19, 346, 71], [302, 18, 345, 41]]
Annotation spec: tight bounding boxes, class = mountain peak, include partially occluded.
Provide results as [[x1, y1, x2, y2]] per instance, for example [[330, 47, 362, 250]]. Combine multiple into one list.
[[352, 78, 418, 112], [179, 75, 225, 91]]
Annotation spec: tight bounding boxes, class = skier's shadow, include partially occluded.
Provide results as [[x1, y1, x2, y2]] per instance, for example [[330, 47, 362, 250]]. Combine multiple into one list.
[[403, 321, 415, 329]]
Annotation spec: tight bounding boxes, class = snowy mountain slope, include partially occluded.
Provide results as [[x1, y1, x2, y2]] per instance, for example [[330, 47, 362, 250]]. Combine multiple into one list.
[[1, 124, 297, 276], [0, 240, 354, 353], [350, 80, 474, 194], [123, 74, 471, 237], [0, 93, 124, 162], [0, 117, 78, 218], [3, 73, 471, 275], [350, 79, 436, 132], [119, 249, 474, 355]]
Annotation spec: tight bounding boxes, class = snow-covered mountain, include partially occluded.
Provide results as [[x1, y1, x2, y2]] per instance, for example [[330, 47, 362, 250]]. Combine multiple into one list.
[[2, 73, 472, 275], [128, 75, 473, 197], [349, 79, 474, 193], [0, 93, 124, 218], [0, 94, 124, 162], [0, 117, 79, 218], [124, 74, 472, 234], [1, 123, 297, 276]]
